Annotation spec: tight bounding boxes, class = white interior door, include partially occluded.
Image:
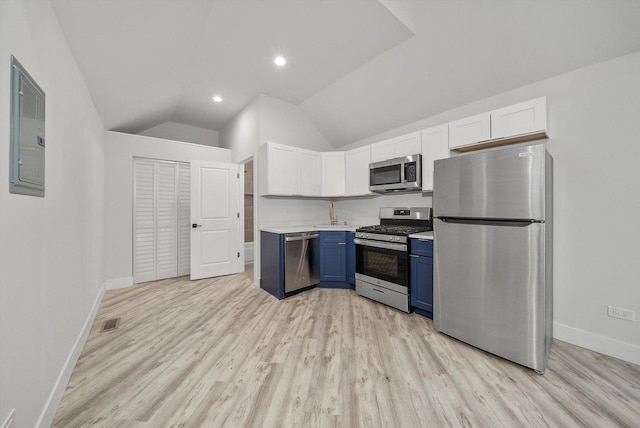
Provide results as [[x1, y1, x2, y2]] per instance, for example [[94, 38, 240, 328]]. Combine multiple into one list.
[[190, 161, 243, 280]]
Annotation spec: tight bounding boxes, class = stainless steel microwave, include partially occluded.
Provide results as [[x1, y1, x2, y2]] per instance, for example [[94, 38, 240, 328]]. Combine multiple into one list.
[[369, 154, 422, 193]]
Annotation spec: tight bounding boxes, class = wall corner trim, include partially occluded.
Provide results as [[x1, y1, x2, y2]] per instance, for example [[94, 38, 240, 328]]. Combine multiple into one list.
[[553, 322, 640, 366], [36, 282, 106, 427], [105, 277, 134, 290]]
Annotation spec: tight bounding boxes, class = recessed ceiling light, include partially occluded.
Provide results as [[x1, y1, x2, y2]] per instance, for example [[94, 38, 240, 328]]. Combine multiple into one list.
[[212, 95, 222, 103], [274, 56, 286, 67]]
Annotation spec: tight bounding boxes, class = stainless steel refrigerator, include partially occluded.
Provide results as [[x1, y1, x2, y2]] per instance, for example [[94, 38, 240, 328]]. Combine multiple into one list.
[[433, 143, 552, 373]]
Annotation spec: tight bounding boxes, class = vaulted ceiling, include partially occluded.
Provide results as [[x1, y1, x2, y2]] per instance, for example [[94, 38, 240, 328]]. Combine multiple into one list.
[[51, 0, 640, 147]]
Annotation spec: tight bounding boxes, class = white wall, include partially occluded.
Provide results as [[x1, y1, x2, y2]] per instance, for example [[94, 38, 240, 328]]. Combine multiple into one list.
[[220, 94, 334, 283], [138, 121, 220, 147], [335, 193, 432, 227], [219, 96, 260, 163], [219, 94, 334, 163], [0, 1, 106, 427], [338, 51, 640, 364], [258, 198, 333, 229], [259, 94, 334, 152], [104, 132, 232, 286], [220, 95, 333, 219]]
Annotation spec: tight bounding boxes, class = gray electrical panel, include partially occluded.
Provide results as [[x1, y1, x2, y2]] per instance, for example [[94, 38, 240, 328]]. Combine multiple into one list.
[[10, 55, 46, 197]]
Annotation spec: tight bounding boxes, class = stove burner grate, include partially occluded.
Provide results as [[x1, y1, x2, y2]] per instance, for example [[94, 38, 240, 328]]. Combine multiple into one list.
[[356, 224, 432, 236]]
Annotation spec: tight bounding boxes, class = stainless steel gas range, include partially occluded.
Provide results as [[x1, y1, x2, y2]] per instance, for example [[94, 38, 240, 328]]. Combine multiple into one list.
[[354, 207, 432, 312]]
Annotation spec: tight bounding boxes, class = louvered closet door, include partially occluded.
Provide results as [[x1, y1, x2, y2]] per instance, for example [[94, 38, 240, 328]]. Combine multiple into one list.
[[177, 163, 191, 276], [134, 159, 190, 283], [134, 160, 157, 283], [156, 162, 178, 280]]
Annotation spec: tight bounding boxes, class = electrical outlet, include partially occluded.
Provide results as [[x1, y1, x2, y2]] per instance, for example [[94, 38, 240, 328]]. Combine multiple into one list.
[[607, 306, 635, 322], [2, 409, 15, 428]]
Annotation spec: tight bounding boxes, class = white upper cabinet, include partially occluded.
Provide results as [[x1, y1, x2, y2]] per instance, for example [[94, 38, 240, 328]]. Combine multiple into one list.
[[370, 139, 394, 163], [421, 124, 450, 192], [449, 97, 548, 152], [345, 145, 372, 196], [259, 142, 321, 196], [392, 131, 422, 158], [370, 131, 422, 162], [260, 142, 297, 195], [448, 112, 491, 149], [258, 98, 549, 197], [322, 152, 346, 197], [297, 148, 322, 196], [491, 97, 547, 140], [261, 142, 371, 197]]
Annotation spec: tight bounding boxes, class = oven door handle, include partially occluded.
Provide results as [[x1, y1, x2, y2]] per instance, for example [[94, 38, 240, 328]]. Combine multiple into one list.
[[353, 238, 407, 252]]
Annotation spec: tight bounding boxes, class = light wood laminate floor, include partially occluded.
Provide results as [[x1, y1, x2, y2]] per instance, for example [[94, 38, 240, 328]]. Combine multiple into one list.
[[53, 268, 640, 427]]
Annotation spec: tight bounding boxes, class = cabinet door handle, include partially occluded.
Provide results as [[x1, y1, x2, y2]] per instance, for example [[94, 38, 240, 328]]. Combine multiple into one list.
[[337, 242, 346, 245], [410, 254, 419, 258]]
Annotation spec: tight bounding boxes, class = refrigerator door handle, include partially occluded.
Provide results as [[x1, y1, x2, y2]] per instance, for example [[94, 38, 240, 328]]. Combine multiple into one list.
[[437, 217, 543, 227]]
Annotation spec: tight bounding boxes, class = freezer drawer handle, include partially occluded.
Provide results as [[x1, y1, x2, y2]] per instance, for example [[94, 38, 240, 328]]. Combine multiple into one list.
[[438, 217, 543, 227]]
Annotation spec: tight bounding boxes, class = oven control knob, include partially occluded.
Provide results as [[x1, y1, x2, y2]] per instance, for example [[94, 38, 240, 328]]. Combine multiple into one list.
[[395, 237, 400, 241]]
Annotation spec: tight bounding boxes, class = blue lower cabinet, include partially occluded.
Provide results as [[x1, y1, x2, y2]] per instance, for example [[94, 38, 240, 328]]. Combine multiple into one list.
[[410, 239, 434, 319], [260, 231, 285, 299], [318, 231, 351, 289]]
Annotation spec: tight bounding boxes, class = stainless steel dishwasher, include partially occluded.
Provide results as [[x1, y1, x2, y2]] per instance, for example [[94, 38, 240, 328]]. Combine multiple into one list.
[[284, 232, 320, 293]]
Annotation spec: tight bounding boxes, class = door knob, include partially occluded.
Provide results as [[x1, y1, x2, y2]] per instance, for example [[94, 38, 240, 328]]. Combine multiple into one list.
[[192, 223, 203, 228]]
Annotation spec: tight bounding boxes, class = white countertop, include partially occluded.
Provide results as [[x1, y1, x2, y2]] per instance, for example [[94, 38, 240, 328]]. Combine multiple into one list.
[[408, 231, 434, 240], [261, 224, 359, 234], [261, 226, 433, 238]]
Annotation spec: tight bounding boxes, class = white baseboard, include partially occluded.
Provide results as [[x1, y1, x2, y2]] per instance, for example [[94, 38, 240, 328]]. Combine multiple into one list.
[[554, 322, 640, 366], [105, 276, 134, 290], [36, 282, 106, 428]]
